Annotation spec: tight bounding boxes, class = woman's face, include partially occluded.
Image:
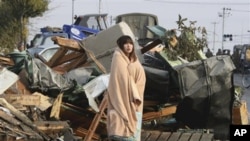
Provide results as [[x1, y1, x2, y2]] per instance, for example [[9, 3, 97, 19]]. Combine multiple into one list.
[[123, 42, 133, 55]]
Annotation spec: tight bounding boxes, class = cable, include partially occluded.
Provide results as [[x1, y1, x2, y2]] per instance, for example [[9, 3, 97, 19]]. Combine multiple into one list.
[[231, 9, 250, 13], [145, 0, 250, 5]]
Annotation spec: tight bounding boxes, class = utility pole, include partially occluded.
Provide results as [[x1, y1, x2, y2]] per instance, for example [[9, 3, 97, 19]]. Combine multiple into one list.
[[211, 22, 218, 54], [72, 0, 75, 24], [99, 0, 102, 14], [219, 7, 231, 51], [221, 8, 225, 51]]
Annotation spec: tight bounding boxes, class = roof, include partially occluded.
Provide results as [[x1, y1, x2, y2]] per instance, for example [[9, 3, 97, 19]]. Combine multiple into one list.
[[115, 12, 159, 24]]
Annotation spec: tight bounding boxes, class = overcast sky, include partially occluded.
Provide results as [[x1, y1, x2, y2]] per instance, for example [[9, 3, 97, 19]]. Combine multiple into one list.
[[29, 0, 250, 54]]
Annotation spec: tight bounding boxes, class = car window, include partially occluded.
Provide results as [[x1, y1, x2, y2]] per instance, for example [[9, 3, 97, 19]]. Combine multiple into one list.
[[97, 16, 107, 30], [43, 37, 55, 46], [87, 17, 100, 30], [32, 34, 43, 47], [39, 47, 59, 62]]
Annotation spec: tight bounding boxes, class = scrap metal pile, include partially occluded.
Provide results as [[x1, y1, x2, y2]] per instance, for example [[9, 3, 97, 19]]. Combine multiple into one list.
[[0, 14, 237, 141]]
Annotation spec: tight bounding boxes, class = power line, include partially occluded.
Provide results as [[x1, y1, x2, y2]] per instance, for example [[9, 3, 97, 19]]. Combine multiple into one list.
[[231, 9, 250, 13], [145, 0, 250, 5], [233, 34, 250, 37]]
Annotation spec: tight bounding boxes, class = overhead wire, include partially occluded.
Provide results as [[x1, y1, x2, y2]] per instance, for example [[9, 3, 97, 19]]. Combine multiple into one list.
[[145, 0, 250, 6], [231, 9, 250, 13]]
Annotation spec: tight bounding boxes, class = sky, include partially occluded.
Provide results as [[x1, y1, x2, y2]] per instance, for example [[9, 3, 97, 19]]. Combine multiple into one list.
[[28, 0, 250, 54]]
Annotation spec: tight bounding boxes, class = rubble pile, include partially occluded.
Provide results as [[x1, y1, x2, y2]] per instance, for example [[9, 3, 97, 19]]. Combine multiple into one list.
[[0, 21, 237, 141]]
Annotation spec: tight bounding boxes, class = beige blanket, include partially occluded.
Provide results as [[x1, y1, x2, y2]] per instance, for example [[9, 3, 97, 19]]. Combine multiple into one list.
[[107, 48, 146, 137]]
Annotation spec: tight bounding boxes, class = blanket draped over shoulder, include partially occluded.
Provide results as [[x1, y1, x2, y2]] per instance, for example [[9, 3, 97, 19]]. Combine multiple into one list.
[[107, 48, 146, 137]]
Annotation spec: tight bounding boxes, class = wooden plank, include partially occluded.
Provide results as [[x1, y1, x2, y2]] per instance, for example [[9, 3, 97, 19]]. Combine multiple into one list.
[[157, 132, 171, 141], [52, 36, 81, 51], [160, 106, 177, 117], [143, 105, 177, 121], [32, 92, 52, 111], [178, 132, 192, 141], [19, 124, 43, 140], [0, 56, 14, 65], [141, 131, 151, 141], [83, 94, 108, 141], [0, 98, 33, 126], [4, 94, 40, 106], [34, 121, 70, 133], [0, 119, 24, 137], [62, 54, 87, 71], [144, 100, 161, 107], [167, 132, 181, 141], [74, 127, 100, 140], [189, 133, 202, 141], [47, 47, 68, 67], [55, 51, 85, 65], [141, 131, 214, 141], [200, 134, 213, 141], [0, 110, 21, 125], [232, 100, 249, 125], [145, 131, 161, 141], [0, 98, 50, 140]]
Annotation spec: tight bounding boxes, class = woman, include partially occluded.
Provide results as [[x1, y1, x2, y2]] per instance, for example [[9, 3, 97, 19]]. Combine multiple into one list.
[[107, 35, 146, 141]]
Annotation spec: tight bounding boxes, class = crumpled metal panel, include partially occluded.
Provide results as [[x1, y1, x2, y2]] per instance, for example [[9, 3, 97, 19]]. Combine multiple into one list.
[[173, 55, 235, 140]]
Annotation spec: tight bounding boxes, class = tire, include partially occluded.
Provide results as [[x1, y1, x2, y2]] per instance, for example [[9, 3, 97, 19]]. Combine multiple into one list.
[[242, 73, 250, 88]]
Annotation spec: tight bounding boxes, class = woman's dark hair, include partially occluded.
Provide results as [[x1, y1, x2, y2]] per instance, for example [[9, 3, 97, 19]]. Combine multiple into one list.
[[116, 35, 136, 61]]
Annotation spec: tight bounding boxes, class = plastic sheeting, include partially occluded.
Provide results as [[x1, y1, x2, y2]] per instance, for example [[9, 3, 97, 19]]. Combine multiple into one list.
[[25, 58, 74, 95]]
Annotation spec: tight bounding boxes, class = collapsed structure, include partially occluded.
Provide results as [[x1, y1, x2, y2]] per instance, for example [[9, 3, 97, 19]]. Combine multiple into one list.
[[0, 13, 247, 141]]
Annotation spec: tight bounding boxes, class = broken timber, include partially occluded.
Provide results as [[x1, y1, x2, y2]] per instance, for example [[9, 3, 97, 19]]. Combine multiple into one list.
[[50, 34, 164, 141], [143, 104, 177, 121], [141, 130, 214, 141], [0, 56, 14, 66]]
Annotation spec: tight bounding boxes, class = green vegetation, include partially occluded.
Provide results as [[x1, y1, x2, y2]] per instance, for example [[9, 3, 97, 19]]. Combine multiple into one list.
[[0, 0, 49, 53], [163, 15, 208, 62]]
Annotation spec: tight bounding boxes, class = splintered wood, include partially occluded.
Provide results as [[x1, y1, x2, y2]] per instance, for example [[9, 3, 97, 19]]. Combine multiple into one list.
[[232, 100, 249, 125]]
